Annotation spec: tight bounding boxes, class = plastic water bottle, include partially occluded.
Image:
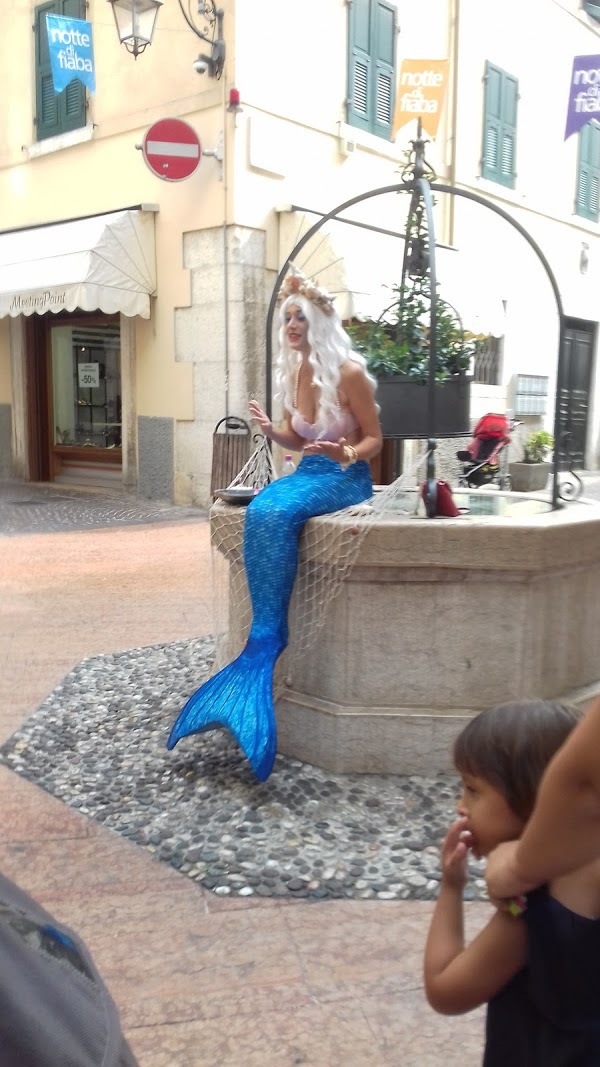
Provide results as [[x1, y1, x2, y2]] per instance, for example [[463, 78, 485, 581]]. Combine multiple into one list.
[[282, 454, 296, 476]]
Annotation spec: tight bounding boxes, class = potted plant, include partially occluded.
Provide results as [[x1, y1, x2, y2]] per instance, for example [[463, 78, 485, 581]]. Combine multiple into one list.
[[509, 429, 554, 492], [348, 277, 478, 437]]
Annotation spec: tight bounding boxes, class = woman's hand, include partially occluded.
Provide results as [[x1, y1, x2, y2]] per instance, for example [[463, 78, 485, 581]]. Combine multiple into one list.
[[440, 816, 472, 889], [249, 400, 273, 437], [485, 840, 534, 901], [303, 438, 348, 463]]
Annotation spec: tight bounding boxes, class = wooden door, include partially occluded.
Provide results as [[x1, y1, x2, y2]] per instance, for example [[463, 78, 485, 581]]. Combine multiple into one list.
[[557, 320, 595, 469]]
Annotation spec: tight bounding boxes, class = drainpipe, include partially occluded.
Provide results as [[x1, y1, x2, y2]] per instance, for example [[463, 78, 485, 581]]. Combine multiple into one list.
[[222, 82, 230, 417], [448, 0, 460, 246]]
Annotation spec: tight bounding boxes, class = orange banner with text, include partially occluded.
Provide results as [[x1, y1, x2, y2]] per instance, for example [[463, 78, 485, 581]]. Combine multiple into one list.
[[393, 59, 449, 139]]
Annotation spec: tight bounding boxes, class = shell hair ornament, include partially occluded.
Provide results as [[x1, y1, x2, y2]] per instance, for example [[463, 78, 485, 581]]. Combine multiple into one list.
[[276, 265, 335, 316]]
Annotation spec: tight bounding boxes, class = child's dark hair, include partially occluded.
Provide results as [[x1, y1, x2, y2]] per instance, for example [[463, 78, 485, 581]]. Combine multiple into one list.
[[453, 699, 583, 820]]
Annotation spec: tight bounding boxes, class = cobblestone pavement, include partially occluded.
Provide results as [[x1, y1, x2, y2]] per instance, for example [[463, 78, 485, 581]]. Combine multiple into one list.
[[0, 481, 205, 536], [1, 635, 487, 904], [0, 509, 487, 1066]]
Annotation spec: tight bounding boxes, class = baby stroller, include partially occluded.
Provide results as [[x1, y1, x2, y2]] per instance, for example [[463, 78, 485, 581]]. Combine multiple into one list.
[[456, 413, 515, 490]]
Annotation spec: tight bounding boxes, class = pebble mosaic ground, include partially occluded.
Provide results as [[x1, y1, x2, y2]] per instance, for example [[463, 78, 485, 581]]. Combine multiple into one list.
[[0, 636, 487, 902], [0, 482, 204, 536]]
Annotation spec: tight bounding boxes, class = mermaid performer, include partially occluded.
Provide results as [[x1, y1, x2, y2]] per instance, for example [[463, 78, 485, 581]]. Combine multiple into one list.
[[167, 270, 383, 780]]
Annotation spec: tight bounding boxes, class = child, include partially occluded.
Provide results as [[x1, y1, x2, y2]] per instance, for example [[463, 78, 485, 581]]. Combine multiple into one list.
[[424, 699, 600, 1066]]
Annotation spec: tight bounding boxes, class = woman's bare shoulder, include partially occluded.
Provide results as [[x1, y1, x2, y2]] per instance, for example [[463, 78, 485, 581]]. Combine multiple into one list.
[[339, 360, 368, 386]]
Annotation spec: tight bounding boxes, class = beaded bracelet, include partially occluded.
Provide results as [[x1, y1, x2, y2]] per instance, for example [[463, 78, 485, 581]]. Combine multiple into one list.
[[343, 444, 359, 464], [506, 895, 527, 918]]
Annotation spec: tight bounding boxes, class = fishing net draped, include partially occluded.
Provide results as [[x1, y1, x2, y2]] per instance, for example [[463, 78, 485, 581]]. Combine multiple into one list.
[[208, 435, 429, 696]]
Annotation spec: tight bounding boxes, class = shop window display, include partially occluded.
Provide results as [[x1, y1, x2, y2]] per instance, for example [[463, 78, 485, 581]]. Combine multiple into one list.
[[52, 324, 121, 450]]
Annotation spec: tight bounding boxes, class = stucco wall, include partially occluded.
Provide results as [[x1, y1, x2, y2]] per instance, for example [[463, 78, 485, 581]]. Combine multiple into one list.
[[231, 0, 455, 280], [0, 1, 234, 428], [451, 0, 600, 449]]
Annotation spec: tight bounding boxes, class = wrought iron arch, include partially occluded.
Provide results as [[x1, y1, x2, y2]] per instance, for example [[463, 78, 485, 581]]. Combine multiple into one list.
[[266, 138, 569, 514]]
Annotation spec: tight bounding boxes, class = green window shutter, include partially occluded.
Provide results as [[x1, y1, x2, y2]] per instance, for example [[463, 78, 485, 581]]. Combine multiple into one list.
[[583, 2, 600, 22], [482, 62, 518, 188], [35, 2, 61, 140], [482, 63, 502, 180], [500, 75, 518, 184], [347, 0, 397, 139], [348, 0, 372, 133], [34, 0, 86, 142], [576, 122, 600, 221], [372, 1, 396, 138], [60, 0, 86, 132]]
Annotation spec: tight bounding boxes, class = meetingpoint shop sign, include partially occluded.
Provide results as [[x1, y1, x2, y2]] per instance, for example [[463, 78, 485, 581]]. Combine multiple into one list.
[[46, 14, 96, 94], [8, 291, 68, 313]]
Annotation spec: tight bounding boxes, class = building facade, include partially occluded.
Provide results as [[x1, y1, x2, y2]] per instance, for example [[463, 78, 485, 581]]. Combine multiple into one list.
[[451, 0, 600, 465], [0, 0, 598, 503]]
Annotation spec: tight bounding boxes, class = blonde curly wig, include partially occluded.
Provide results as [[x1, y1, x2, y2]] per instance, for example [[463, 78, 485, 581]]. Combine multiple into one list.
[[275, 293, 377, 439]]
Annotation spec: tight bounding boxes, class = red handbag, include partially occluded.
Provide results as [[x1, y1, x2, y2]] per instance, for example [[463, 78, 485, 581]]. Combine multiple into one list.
[[420, 479, 460, 517]]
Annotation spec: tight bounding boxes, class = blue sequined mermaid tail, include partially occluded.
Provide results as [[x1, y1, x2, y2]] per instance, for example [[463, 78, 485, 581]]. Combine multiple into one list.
[[167, 455, 373, 780]]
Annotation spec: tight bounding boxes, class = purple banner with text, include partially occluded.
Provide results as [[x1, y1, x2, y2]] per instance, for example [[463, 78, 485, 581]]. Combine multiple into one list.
[[565, 54, 600, 139]]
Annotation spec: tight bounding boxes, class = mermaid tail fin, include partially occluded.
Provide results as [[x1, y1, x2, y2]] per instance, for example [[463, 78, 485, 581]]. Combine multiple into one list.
[[166, 634, 280, 782]]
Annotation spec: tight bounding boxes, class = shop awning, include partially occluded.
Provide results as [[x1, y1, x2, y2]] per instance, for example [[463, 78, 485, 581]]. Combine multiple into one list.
[[0, 209, 157, 319]]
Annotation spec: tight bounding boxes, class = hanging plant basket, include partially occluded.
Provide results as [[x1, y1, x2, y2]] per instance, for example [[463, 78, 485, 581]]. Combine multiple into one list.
[[376, 373, 472, 439], [348, 277, 480, 440]]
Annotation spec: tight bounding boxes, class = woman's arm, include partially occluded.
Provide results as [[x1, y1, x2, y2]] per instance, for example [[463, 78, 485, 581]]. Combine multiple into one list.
[[486, 697, 600, 899], [248, 400, 305, 451], [341, 362, 382, 461], [425, 819, 526, 1015]]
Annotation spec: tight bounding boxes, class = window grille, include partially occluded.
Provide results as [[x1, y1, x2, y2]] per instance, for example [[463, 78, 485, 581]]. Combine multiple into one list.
[[472, 338, 502, 386]]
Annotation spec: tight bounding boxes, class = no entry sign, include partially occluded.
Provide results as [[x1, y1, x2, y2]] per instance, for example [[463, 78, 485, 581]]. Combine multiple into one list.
[[142, 118, 202, 181]]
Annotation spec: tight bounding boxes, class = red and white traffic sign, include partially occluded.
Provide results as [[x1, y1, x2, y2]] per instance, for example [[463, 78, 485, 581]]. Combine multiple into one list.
[[142, 118, 202, 182]]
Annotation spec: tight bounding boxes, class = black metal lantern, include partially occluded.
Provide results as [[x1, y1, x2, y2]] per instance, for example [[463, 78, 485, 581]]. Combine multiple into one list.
[[109, 0, 225, 78], [108, 0, 162, 59]]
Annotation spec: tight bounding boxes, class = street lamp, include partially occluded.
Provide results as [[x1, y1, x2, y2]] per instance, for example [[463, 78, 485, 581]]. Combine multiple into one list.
[[109, 0, 226, 79], [108, 0, 162, 59]]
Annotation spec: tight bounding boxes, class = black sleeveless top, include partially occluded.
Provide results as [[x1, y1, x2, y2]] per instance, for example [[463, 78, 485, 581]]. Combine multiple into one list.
[[484, 886, 600, 1065]]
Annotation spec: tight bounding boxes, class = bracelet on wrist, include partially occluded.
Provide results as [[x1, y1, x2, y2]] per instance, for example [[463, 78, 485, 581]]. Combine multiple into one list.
[[343, 444, 359, 465]]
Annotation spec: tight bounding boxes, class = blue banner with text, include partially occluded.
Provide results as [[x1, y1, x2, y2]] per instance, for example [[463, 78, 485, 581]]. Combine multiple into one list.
[[46, 14, 96, 94]]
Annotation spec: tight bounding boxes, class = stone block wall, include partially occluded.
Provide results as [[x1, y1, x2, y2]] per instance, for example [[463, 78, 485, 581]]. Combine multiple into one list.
[[174, 226, 271, 507]]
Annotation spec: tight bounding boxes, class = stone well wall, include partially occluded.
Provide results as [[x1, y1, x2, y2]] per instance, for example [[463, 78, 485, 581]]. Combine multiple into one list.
[[212, 497, 600, 774]]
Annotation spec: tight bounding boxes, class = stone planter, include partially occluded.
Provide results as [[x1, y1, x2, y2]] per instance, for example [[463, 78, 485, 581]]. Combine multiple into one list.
[[509, 461, 552, 493], [375, 374, 472, 438]]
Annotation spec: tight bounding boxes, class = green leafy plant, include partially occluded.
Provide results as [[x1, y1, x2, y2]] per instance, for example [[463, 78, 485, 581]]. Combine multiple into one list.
[[522, 430, 554, 464], [347, 278, 481, 384]]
